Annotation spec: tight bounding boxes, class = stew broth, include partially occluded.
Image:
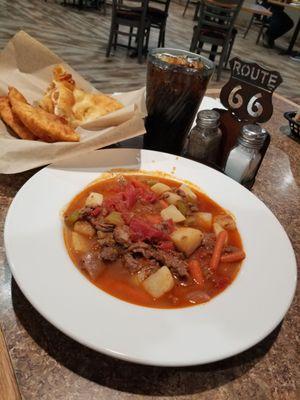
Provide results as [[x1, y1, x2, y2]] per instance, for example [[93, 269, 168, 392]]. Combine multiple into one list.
[[64, 174, 244, 308]]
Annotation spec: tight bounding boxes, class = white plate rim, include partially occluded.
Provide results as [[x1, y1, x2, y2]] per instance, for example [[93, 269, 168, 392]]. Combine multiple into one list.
[[4, 148, 297, 367]]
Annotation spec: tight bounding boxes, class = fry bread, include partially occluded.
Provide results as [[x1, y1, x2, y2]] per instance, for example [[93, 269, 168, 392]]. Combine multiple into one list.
[[52, 81, 75, 121], [72, 89, 123, 124], [8, 86, 28, 104], [39, 65, 76, 122], [38, 65, 124, 125], [0, 96, 36, 140], [38, 84, 55, 114], [10, 90, 79, 143]]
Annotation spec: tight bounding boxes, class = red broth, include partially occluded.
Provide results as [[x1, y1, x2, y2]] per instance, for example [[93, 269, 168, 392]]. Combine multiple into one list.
[[64, 174, 244, 308]]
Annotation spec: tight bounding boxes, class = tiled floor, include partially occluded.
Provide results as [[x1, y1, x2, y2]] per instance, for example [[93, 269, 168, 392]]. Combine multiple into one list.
[[0, 0, 299, 104]]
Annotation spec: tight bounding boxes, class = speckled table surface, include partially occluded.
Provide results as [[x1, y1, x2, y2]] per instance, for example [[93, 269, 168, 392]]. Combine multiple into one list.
[[0, 91, 299, 400]]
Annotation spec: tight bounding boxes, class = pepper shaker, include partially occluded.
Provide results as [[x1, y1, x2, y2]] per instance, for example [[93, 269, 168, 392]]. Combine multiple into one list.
[[182, 110, 222, 166]]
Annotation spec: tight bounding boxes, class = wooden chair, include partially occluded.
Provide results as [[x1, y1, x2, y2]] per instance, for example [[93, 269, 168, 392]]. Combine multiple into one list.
[[182, 0, 199, 17], [190, 0, 243, 81], [122, 0, 171, 47], [243, 1, 270, 44], [106, 0, 150, 63], [147, 0, 171, 47]]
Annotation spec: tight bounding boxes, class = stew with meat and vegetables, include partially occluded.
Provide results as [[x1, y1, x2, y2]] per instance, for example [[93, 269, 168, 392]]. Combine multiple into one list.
[[63, 173, 245, 308]]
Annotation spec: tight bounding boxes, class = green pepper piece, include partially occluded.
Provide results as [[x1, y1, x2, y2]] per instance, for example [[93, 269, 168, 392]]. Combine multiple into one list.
[[105, 211, 124, 226], [66, 210, 80, 224], [176, 200, 188, 216]]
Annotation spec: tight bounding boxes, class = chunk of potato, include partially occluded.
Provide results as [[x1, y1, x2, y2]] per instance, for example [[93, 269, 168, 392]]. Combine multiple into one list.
[[179, 184, 197, 200], [85, 192, 103, 208], [161, 204, 186, 223], [214, 214, 236, 230], [195, 212, 212, 230], [213, 223, 228, 244], [72, 231, 91, 252], [163, 192, 182, 205], [171, 227, 203, 256], [142, 266, 174, 298], [151, 182, 170, 195], [74, 221, 95, 237]]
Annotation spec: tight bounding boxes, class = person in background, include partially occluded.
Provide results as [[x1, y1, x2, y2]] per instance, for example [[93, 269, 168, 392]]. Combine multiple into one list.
[[262, 1, 294, 48]]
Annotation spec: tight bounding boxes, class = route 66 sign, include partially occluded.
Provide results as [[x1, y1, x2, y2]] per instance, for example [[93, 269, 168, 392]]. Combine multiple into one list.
[[220, 57, 282, 123]]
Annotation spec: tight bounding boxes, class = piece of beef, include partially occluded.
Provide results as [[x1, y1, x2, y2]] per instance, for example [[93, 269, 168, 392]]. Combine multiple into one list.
[[154, 249, 189, 279], [80, 206, 93, 217], [96, 222, 115, 232], [114, 225, 131, 246], [202, 233, 216, 252], [123, 253, 142, 273], [127, 242, 157, 259], [175, 188, 187, 199], [81, 251, 105, 280], [125, 241, 189, 279], [97, 233, 116, 247], [100, 246, 119, 262]]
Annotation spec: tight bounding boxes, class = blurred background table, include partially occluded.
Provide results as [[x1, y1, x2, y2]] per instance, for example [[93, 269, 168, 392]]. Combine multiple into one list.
[[0, 90, 299, 400], [268, 0, 300, 55]]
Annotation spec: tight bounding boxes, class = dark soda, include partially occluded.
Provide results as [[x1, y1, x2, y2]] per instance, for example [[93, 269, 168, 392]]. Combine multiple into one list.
[[144, 49, 214, 155]]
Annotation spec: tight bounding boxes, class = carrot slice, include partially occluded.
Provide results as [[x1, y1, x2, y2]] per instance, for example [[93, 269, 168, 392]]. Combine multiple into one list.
[[220, 250, 245, 263], [210, 230, 228, 271], [160, 199, 169, 209], [188, 259, 205, 287]]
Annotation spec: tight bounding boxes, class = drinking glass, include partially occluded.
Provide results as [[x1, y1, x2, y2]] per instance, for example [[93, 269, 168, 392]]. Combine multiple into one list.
[[144, 48, 215, 155]]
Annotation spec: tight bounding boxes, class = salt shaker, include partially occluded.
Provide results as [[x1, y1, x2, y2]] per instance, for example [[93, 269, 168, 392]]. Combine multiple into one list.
[[182, 110, 222, 165], [224, 124, 267, 188]]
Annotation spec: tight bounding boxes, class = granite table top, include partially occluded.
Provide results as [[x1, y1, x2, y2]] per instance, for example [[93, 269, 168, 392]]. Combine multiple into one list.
[[0, 91, 299, 400]]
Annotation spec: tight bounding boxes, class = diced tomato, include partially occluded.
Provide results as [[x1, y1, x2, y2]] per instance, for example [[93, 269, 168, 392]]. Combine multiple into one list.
[[165, 218, 175, 233], [123, 183, 138, 209], [128, 177, 150, 191], [139, 189, 157, 203], [90, 207, 101, 217], [158, 241, 175, 251], [121, 211, 133, 225], [129, 177, 157, 203], [129, 217, 169, 242], [145, 214, 163, 225]]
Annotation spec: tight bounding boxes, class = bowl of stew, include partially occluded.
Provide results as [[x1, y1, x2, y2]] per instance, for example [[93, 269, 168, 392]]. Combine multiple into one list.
[[4, 149, 297, 366], [63, 173, 245, 308]]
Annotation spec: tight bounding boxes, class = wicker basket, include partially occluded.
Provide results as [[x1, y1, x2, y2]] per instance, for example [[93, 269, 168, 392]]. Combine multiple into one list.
[[284, 112, 300, 138]]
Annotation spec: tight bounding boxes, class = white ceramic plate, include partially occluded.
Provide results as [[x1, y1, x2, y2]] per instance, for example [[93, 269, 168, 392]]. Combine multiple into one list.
[[4, 149, 297, 366]]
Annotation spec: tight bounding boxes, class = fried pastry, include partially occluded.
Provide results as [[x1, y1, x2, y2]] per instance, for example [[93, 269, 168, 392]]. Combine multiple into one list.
[[10, 88, 79, 142], [0, 96, 36, 140], [72, 88, 123, 124], [39, 65, 76, 123], [38, 65, 123, 125], [8, 87, 28, 104]]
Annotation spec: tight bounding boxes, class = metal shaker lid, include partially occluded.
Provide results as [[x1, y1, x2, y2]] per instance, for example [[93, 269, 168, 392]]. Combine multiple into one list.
[[196, 110, 220, 127], [239, 124, 266, 148]]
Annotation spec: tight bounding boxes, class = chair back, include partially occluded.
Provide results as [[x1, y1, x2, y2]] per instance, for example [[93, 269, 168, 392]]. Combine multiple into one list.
[[148, 0, 171, 14], [196, 0, 243, 36], [112, 0, 149, 18]]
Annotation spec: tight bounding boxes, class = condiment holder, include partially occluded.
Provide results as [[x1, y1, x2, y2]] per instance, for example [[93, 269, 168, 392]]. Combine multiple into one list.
[[184, 57, 282, 189]]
